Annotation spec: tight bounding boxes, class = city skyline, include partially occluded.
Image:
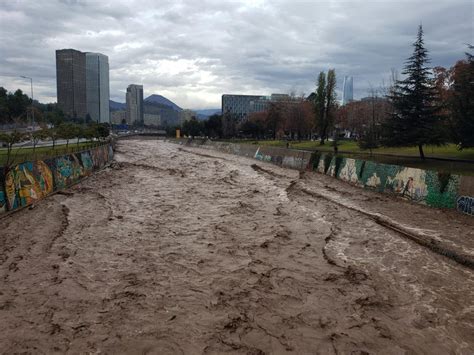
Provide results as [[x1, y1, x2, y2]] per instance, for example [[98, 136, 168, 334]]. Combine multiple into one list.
[[56, 48, 110, 122], [0, 0, 471, 109]]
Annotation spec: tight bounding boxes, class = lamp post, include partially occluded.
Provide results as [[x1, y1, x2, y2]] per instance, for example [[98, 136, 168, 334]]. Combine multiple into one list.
[[20, 76, 35, 129]]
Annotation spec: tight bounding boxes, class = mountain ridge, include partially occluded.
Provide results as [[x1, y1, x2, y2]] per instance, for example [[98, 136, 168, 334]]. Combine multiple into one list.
[[145, 94, 182, 112]]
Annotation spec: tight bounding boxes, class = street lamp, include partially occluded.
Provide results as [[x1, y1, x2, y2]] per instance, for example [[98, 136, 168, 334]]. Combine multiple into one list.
[[20, 75, 35, 129]]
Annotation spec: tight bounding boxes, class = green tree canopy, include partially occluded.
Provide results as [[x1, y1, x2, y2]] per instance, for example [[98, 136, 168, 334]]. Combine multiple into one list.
[[382, 25, 444, 159], [450, 46, 474, 148]]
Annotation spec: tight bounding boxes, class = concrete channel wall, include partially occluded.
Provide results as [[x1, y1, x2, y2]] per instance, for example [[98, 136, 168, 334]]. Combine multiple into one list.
[[0, 144, 113, 215], [175, 138, 474, 217]]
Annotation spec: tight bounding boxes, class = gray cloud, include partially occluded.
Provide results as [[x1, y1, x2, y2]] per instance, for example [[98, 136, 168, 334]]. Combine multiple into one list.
[[0, 0, 472, 109]]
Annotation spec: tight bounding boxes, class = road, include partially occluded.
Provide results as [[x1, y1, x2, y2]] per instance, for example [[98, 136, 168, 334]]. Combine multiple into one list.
[[0, 139, 473, 354]]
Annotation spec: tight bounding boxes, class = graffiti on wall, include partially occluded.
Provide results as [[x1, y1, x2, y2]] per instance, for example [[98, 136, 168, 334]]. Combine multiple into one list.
[[0, 168, 4, 213], [338, 158, 359, 184], [385, 167, 428, 202], [54, 155, 83, 189], [457, 196, 474, 216], [282, 155, 308, 170], [254, 147, 273, 163], [0, 189, 5, 213], [4, 161, 54, 210], [0, 144, 113, 214], [186, 140, 474, 217], [81, 151, 94, 174], [424, 172, 460, 208], [91, 145, 110, 169]]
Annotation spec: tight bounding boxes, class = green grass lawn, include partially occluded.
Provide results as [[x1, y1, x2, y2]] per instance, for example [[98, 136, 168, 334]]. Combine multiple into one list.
[[224, 139, 474, 175], [230, 139, 474, 159], [0, 142, 99, 166]]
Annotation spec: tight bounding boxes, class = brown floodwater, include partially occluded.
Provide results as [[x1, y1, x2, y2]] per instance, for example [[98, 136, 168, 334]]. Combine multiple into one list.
[[0, 139, 473, 354]]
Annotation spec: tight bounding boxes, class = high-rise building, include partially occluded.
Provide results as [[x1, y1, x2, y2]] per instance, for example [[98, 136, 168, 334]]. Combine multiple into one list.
[[56, 49, 110, 122], [86, 53, 110, 123], [342, 76, 353, 105], [222, 94, 291, 120], [221, 94, 266, 121], [126, 84, 144, 125], [56, 49, 87, 119]]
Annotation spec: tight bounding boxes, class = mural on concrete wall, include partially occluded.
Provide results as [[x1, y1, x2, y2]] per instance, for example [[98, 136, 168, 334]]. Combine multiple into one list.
[[254, 147, 274, 163], [91, 145, 110, 169], [316, 154, 330, 174], [424, 172, 460, 208], [4, 161, 54, 210], [282, 153, 309, 170], [385, 167, 428, 202], [0, 169, 5, 213], [0, 144, 113, 214], [338, 158, 359, 184], [54, 155, 78, 190], [181, 140, 474, 216], [457, 196, 474, 216], [81, 151, 94, 174]]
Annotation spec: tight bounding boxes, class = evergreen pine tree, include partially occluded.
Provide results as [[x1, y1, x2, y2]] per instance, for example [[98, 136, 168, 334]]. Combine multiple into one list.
[[313, 72, 326, 143], [383, 25, 443, 159]]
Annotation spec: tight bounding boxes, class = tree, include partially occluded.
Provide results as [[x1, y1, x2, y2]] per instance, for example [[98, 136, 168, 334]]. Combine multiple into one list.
[[382, 25, 443, 159], [450, 46, 474, 148], [266, 100, 284, 139], [31, 128, 49, 157], [57, 123, 79, 149], [222, 111, 238, 138], [48, 127, 60, 149], [45, 108, 65, 127], [283, 96, 313, 140], [0, 87, 9, 123], [96, 123, 110, 141], [182, 117, 202, 138], [358, 87, 384, 153], [314, 72, 326, 142], [241, 112, 267, 139], [204, 114, 223, 138], [313, 70, 337, 144], [0, 130, 24, 171]]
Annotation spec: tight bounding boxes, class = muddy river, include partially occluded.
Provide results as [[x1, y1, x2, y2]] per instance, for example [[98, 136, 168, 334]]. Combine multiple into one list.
[[0, 139, 473, 354]]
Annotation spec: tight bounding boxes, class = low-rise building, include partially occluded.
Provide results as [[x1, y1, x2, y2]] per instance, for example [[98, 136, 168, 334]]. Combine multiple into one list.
[[178, 109, 196, 125], [111, 110, 127, 124], [144, 113, 161, 126]]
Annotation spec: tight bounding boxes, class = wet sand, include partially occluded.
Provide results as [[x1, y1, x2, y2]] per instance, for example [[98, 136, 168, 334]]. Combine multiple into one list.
[[0, 139, 473, 354]]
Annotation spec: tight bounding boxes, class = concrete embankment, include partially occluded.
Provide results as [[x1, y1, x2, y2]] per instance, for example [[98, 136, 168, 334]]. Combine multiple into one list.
[[0, 144, 114, 216], [172, 138, 474, 217]]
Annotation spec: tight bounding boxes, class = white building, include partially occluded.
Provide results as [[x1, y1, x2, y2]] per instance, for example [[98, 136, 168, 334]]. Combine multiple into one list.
[[85, 52, 110, 123]]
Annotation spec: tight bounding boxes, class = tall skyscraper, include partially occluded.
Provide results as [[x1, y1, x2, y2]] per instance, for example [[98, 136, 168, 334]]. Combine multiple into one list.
[[126, 84, 144, 125], [56, 49, 87, 119], [56, 49, 110, 122], [342, 76, 353, 105], [86, 53, 110, 123]]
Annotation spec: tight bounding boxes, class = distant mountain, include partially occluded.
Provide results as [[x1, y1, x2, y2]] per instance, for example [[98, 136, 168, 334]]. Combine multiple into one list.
[[109, 100, 126, 111], [145, 95, 182, 112], [194, 109, 221, 118]]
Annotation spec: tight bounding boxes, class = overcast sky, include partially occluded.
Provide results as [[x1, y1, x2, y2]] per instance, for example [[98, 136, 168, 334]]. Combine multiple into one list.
[[0, 0, 472, 109]]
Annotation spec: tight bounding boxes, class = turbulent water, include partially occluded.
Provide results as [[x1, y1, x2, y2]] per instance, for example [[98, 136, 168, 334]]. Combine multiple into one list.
[[0, 139, 473, 354]]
